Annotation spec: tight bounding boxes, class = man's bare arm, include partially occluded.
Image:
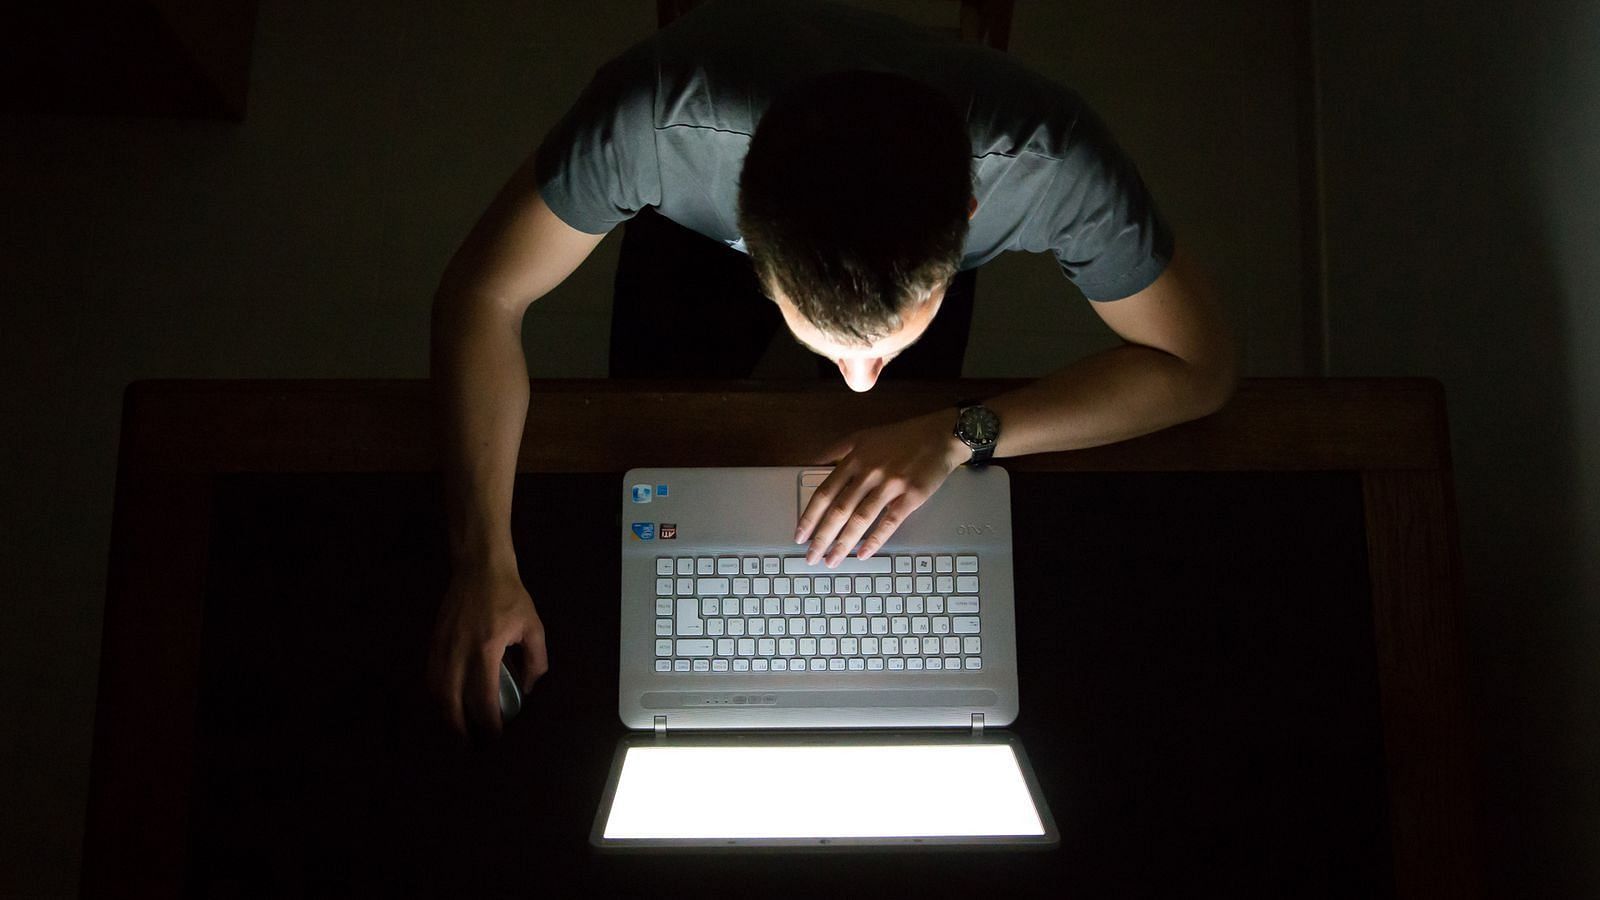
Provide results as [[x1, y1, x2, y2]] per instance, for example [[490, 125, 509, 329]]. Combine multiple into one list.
[[982, 245, 1237, 459], [799, 246, 1237, 564], [429, 163, 606, 736]]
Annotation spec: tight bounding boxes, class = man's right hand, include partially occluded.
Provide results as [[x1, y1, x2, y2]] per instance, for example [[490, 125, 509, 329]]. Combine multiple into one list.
[[427, 560, 549, 738], [428, 180, 600, 739]]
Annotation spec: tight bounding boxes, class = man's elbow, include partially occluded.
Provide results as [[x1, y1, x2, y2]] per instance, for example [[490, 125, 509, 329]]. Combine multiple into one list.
[[1186, 349, 1238, 419]]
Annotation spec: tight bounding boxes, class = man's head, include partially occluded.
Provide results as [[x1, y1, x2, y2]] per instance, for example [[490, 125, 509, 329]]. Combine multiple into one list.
[[737, 70, 974, 391]]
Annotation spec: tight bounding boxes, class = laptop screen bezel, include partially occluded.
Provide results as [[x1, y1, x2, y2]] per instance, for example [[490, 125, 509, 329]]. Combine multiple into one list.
[[588, 729, 1059, 852]]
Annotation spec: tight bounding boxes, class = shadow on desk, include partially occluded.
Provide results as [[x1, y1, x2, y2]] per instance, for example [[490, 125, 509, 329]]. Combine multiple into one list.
[[84, 379, 1481, 899]]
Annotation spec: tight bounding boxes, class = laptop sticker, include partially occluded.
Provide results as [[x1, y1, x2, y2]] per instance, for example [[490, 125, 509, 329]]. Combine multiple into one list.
[[630, 484, 653, 504], [659, 523, 677, 540], [630, 522, 655, 541], [656, 484, 669, 497]]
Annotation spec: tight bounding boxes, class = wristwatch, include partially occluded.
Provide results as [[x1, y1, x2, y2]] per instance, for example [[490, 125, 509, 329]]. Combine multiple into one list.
[[953, 401, 1001, 466]]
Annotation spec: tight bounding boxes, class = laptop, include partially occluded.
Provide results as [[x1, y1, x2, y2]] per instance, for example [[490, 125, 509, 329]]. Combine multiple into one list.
[[591, 466, 1058, 850]]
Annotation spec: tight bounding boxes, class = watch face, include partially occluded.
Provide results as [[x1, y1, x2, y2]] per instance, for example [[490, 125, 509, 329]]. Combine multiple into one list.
[[961, 407, 999, 445]]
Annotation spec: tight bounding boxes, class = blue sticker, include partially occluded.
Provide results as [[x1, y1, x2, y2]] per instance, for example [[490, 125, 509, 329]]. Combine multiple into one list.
[[630, 483, 653, 504], [631, 522, 655, 541], [656, 484, 669, 497]]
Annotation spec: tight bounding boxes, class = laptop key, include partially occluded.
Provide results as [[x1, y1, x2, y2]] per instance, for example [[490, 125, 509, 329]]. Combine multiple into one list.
[[952, 616, 981, 634], [676, 639, 712, 657], [677, 599, 703, 636], [956, 555, 979, 573], [947, 596, 980, 613], [783, 556, 892, 575]]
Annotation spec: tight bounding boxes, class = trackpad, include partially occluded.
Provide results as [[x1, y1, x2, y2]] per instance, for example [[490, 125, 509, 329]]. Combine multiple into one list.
[[797, 468, 831, 520]]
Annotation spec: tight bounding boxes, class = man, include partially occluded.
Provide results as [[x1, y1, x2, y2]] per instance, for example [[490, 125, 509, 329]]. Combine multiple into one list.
[[428, 0, 1236, 736]]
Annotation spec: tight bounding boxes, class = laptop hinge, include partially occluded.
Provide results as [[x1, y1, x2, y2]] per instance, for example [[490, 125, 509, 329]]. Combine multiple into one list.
[[653, 715, 668, 735], [971, 713, 984, 735]]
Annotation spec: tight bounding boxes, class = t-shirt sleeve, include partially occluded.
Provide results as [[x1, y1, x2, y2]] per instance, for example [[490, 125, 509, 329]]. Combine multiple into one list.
[[533, 42, 662, 235], [1037, 98, 1174, 301]]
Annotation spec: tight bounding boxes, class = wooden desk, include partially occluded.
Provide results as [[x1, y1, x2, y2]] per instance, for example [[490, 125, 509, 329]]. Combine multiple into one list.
[[83, 378, 1479, 898]]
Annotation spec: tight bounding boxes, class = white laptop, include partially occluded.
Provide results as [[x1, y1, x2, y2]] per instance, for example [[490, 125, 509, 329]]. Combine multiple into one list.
[[590, 466, 1058, 850]]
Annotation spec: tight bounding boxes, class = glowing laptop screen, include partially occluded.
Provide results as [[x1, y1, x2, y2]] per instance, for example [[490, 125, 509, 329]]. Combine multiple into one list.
[[602, 743, 1045, 840]]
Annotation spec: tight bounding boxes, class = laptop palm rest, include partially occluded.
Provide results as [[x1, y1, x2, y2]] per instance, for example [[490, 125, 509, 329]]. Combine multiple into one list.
[[640, 689, 998, 708]]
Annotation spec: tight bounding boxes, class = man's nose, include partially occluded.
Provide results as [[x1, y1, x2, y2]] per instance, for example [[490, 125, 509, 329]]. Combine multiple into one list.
[[836, 357, 886, 392]]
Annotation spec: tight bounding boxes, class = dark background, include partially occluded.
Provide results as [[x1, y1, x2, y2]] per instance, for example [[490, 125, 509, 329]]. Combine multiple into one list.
[[1, 1, 1595, 896]]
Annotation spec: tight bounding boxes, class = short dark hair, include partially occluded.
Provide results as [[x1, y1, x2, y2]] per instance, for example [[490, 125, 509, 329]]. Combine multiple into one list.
[[737, 70, 973, 346]]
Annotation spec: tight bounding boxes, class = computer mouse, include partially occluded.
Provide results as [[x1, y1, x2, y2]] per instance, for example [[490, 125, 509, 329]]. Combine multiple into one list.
[[498, 659, 522, 722]]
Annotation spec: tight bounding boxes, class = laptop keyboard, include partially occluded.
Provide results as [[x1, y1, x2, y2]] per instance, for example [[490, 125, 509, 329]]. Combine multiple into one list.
[[651, 554, 983, 674]]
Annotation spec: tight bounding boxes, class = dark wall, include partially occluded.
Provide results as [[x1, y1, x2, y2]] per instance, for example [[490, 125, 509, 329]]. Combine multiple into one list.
[[1317, 1, 1600, 895]]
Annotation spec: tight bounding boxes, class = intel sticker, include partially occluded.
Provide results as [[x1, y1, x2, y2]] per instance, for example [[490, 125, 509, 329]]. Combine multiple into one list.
[[656, 484, 669, 497], [631, 522, 655, 541], [630, 483, 653, 504]]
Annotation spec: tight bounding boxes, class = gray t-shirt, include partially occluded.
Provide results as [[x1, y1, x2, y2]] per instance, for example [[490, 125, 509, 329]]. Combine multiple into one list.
[[535, 0, 1173, 301]]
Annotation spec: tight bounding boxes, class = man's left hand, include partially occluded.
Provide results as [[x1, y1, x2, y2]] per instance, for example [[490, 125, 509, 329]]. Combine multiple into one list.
[[795, 409, 971, 566]]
